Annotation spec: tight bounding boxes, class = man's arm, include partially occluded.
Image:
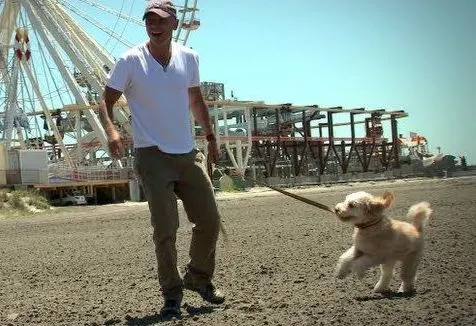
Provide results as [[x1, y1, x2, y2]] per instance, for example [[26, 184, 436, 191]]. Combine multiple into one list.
[[189, 86, 219, 163], [189, 86, 213, 136], [99, 85, 123, 135], [99, 85, 124, 158]]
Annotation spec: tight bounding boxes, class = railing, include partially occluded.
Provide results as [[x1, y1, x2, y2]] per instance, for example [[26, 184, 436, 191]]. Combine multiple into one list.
[[49, 167, 133, 183], [0, 167, 134, 185]]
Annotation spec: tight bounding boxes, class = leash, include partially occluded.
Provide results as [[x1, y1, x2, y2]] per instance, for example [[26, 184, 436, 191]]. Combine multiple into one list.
[[257, 182, 335, 214], [208, 161, 335, 214], [207, 161, 229, 242], [207, 160, 335, 244]]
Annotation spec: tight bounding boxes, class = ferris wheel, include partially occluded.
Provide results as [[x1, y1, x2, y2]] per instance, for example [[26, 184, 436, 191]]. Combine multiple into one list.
[[0, 0, 200, 168]]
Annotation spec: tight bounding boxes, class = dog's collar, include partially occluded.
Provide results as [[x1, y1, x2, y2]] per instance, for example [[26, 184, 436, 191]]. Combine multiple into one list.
[[356, 217, 383, 229]]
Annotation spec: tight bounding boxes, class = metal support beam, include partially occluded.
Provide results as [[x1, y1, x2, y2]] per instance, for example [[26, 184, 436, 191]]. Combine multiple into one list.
[[391, 115, 400, 168], [0, 0, 20, 81], [23, 0, 112, 164], [20, 60, 74, 168]]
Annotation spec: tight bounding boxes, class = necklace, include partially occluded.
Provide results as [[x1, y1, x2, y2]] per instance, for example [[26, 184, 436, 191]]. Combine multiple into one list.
[[161, 56, 170, 72], [147, 42, 172, 72]]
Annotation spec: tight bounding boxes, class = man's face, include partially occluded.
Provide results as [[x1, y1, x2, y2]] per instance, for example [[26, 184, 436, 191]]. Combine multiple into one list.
[[145, 13, 177, 46]]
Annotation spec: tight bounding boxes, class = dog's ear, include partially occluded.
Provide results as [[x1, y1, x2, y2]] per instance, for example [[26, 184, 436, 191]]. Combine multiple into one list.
[[366, 192, 394, 214], [381, 191, 395, 208], [367, 198, 385, 214]]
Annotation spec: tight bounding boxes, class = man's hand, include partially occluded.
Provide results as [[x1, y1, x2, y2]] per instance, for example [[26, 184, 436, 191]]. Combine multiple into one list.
[[207, 139, 219, 164], [107, 129, 125, 159]]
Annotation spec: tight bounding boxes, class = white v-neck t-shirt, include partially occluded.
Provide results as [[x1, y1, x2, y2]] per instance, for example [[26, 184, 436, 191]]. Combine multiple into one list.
[[106, 42, 200, 153]]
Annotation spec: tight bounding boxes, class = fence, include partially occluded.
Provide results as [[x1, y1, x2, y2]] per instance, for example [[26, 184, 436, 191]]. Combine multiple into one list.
[[0, 167, 134, 185], [0, 169, 48, 185]]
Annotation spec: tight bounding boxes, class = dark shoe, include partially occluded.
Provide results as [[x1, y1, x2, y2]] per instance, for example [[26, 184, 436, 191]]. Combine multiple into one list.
[[160, 299, 181, 317], [184, 282, 225, 304]]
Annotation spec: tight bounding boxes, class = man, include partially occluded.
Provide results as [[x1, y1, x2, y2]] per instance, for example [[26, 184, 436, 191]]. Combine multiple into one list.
[[98, 0, 224, 317]]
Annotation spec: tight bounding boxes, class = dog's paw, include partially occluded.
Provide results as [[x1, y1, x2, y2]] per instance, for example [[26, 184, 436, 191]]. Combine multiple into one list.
[[351, 266, 367, 279], [398, 283, 415, 295], [336, 268, 351, 279], [373, 283, 391, 293], [335, 262, 352, 279]]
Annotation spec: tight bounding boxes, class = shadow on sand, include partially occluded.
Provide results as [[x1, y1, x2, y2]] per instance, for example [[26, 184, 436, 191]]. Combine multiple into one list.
[[124, 303, 218, 325], [355, 289, 430, 302]]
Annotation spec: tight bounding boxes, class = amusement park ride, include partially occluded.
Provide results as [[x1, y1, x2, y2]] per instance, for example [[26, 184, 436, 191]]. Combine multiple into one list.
[[0, 0, 432, 201]]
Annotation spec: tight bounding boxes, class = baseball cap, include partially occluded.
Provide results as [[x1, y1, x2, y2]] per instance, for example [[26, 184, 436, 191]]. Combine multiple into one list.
[[143, 0, 177, 20]]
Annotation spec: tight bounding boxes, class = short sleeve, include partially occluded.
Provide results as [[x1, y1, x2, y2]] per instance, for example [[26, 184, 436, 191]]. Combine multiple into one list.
[[189, 52, 200, 88], [106, 56, 130, 92]]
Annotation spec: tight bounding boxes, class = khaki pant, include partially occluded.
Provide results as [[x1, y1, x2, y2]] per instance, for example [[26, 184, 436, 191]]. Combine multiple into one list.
[[134, 147, 220, 300]]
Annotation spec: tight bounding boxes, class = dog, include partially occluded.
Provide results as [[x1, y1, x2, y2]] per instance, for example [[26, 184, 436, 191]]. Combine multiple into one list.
[[334, 191, 432, 294]]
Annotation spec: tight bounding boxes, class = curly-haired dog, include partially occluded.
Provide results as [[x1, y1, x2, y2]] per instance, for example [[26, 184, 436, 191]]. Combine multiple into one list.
[[334, 191, 432, 294]]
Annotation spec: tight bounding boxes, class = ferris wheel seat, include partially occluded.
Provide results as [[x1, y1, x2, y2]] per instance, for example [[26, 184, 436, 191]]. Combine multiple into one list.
[[182, 19, 200, 30]]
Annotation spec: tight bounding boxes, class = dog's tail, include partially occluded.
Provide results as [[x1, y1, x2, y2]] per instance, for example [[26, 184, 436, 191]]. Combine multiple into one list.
[[407, 202, 432, 233]]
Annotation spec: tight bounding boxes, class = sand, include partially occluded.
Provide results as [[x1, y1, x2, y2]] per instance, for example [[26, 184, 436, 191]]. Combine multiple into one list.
[[1, 177, 475, 325]]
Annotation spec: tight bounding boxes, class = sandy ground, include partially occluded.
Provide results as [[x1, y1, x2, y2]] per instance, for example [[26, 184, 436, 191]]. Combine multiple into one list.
[[1, 177, 475, 326]]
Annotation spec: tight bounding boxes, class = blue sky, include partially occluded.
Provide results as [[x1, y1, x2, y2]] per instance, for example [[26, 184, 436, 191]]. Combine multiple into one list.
[[194, 0, 475, 163], [84, 0, 475, 164]]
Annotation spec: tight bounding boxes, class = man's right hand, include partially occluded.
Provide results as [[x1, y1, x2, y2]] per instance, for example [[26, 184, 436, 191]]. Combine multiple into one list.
[[107, 129, 125, 159]]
